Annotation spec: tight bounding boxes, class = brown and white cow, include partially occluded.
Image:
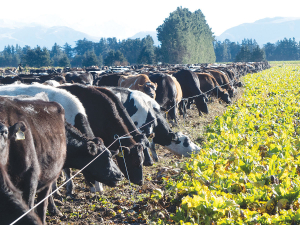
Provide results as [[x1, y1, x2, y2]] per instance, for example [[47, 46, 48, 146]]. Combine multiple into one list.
[[118, 74, 157, 99]]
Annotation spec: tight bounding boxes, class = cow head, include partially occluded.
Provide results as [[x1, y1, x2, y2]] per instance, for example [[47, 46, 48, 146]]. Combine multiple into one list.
[[165, 132, 201, 157], [219, 91, 231, 104], [115, 143, 144, 185], [228, 89, 235, 98], [0, 121, 27, 166], [134, 134, 153, 166], [73, 136, 123, 187], [195, 94, 209, 115], [140, 82, 157, 99]]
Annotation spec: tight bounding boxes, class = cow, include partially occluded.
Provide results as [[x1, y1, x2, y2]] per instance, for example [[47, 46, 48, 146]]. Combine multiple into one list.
[[148, 73, 181, 123], [94, 73, 123, 86], [0, 83, 87, 127], [0, 83, 110, 191], [195, 72, 231, 104], [106, 87, 201, 162], [48, 121, 123, 215], [0, 164, 43, 225], [0, 75, 24, 85], [118, 74, 157, 99], [64, 71, 93, 85], [173, 69, 208, 117], [204, 69, 236, 98], [58, 84, 145, 185], [94, 86, 153, 167], [0, 97, 66, 224]]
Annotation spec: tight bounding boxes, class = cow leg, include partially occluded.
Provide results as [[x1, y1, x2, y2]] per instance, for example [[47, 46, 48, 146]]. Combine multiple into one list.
[[143, 148, 154, 166], [94, 181, 104, 193], [47, 187, 63, 216], [150, 141, 158, 162], [51, 179, 63, 198], [182, 100, 187, 119], [63, 168, 74, 196], [22, 167, 38, 209], [36, 186, 51, 224]]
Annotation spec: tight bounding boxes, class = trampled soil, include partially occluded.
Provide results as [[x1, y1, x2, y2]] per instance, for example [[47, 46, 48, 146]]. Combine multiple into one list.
[[46, 88, 243, 225]]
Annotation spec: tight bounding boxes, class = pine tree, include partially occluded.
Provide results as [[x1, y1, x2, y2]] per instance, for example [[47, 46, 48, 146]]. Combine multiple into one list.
[[157, 7, 215, 64]]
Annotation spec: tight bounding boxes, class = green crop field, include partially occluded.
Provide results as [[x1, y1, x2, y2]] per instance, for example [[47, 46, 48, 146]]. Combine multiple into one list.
[[159, 65, 300, 224]]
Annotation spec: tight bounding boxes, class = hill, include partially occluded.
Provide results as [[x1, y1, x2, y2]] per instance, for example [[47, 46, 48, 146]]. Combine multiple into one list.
[[217, 17, 300, 45], [0, 22, 100, 50], [129, 31, 160, 46]]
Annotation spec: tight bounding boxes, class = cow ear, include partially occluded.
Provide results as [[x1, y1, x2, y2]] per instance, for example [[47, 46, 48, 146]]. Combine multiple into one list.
[[118, 146, 130, 157], [9, 122, 26, 140], [110, 149, 119, 157], [87, 141, 98, 156]]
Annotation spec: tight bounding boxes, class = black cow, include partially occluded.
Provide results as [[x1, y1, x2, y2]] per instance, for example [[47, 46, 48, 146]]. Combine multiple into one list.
[[0, 97, 66, 224], [95, 86, 153, 167], [65, 72, 93, 85], [173, 69, 208, 117], [148, 73, 178, 122], [0, 164, 42, 225], [59, 84, 145, 185], [48, 122, 123, 215], [94, 73, 123, 86]]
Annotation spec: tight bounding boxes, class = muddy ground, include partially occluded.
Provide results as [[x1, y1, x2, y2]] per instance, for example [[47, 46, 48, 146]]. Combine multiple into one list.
[[46, 88, 243, 225]]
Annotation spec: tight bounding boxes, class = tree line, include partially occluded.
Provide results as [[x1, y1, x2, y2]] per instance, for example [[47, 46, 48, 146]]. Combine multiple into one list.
[[0, 7, 216, 68], [0, 6, 299, 68], [214, 37, 300, 62], [0, 35, 158, 68]]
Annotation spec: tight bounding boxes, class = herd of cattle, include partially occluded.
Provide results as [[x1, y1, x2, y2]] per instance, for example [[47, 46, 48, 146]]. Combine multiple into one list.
[[0, 61, 270, 224]]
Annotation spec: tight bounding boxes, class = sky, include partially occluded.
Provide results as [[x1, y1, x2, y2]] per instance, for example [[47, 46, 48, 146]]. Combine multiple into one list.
[[1, 0, 300, 39]]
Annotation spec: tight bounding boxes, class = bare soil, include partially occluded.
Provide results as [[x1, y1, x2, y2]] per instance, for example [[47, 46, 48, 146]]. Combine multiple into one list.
[[46, 88, 243, 225]]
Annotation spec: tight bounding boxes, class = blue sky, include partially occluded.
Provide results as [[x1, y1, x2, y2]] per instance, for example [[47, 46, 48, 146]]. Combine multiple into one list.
[[1, 0, 299, 38]]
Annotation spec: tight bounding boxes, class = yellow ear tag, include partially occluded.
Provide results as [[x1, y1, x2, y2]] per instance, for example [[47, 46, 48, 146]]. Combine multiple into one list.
[[15, 129, 25, 141], [117, 150, 124, 158]]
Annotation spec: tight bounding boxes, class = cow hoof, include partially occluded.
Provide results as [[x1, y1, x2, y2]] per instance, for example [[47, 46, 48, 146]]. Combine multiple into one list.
[[53, 191, 62, 198], [90, 186, 96, 193], [143, 160, 153, 166], [48, 207, 63, 216], [95, 182, 104, 193]]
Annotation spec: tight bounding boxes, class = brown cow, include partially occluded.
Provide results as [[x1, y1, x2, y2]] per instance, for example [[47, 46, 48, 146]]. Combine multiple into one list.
[[170, 76, 182, 104], [0, 97, 66, 224], [0, 163, 42, 225], [118, 74, 157, 99]]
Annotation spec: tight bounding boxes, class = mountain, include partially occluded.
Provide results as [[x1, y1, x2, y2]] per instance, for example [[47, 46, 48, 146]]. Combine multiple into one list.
[[130, 31, 160, 46], [0, 24, 100, 50], [217, 17, 300, 45]]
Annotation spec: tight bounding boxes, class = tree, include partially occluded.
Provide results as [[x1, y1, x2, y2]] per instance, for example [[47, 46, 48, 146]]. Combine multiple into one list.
[[82, 50, 99, 67], [22, 46, 51, 67], [104, 50, 127, 66], [251, 46, 265, 62], [63, 43, 73, 59], [58, 53, 71, 67], [157, 7, 215, 64], [74, 38, 94, 56], [71, 55, 84, 67], [137, 35, 156, 64], [50, 43, 62, 58], [235, 46, 251, 62]]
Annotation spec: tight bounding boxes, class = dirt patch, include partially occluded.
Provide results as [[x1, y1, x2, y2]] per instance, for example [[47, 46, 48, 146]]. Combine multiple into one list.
[[46, 88, 243, 225]]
